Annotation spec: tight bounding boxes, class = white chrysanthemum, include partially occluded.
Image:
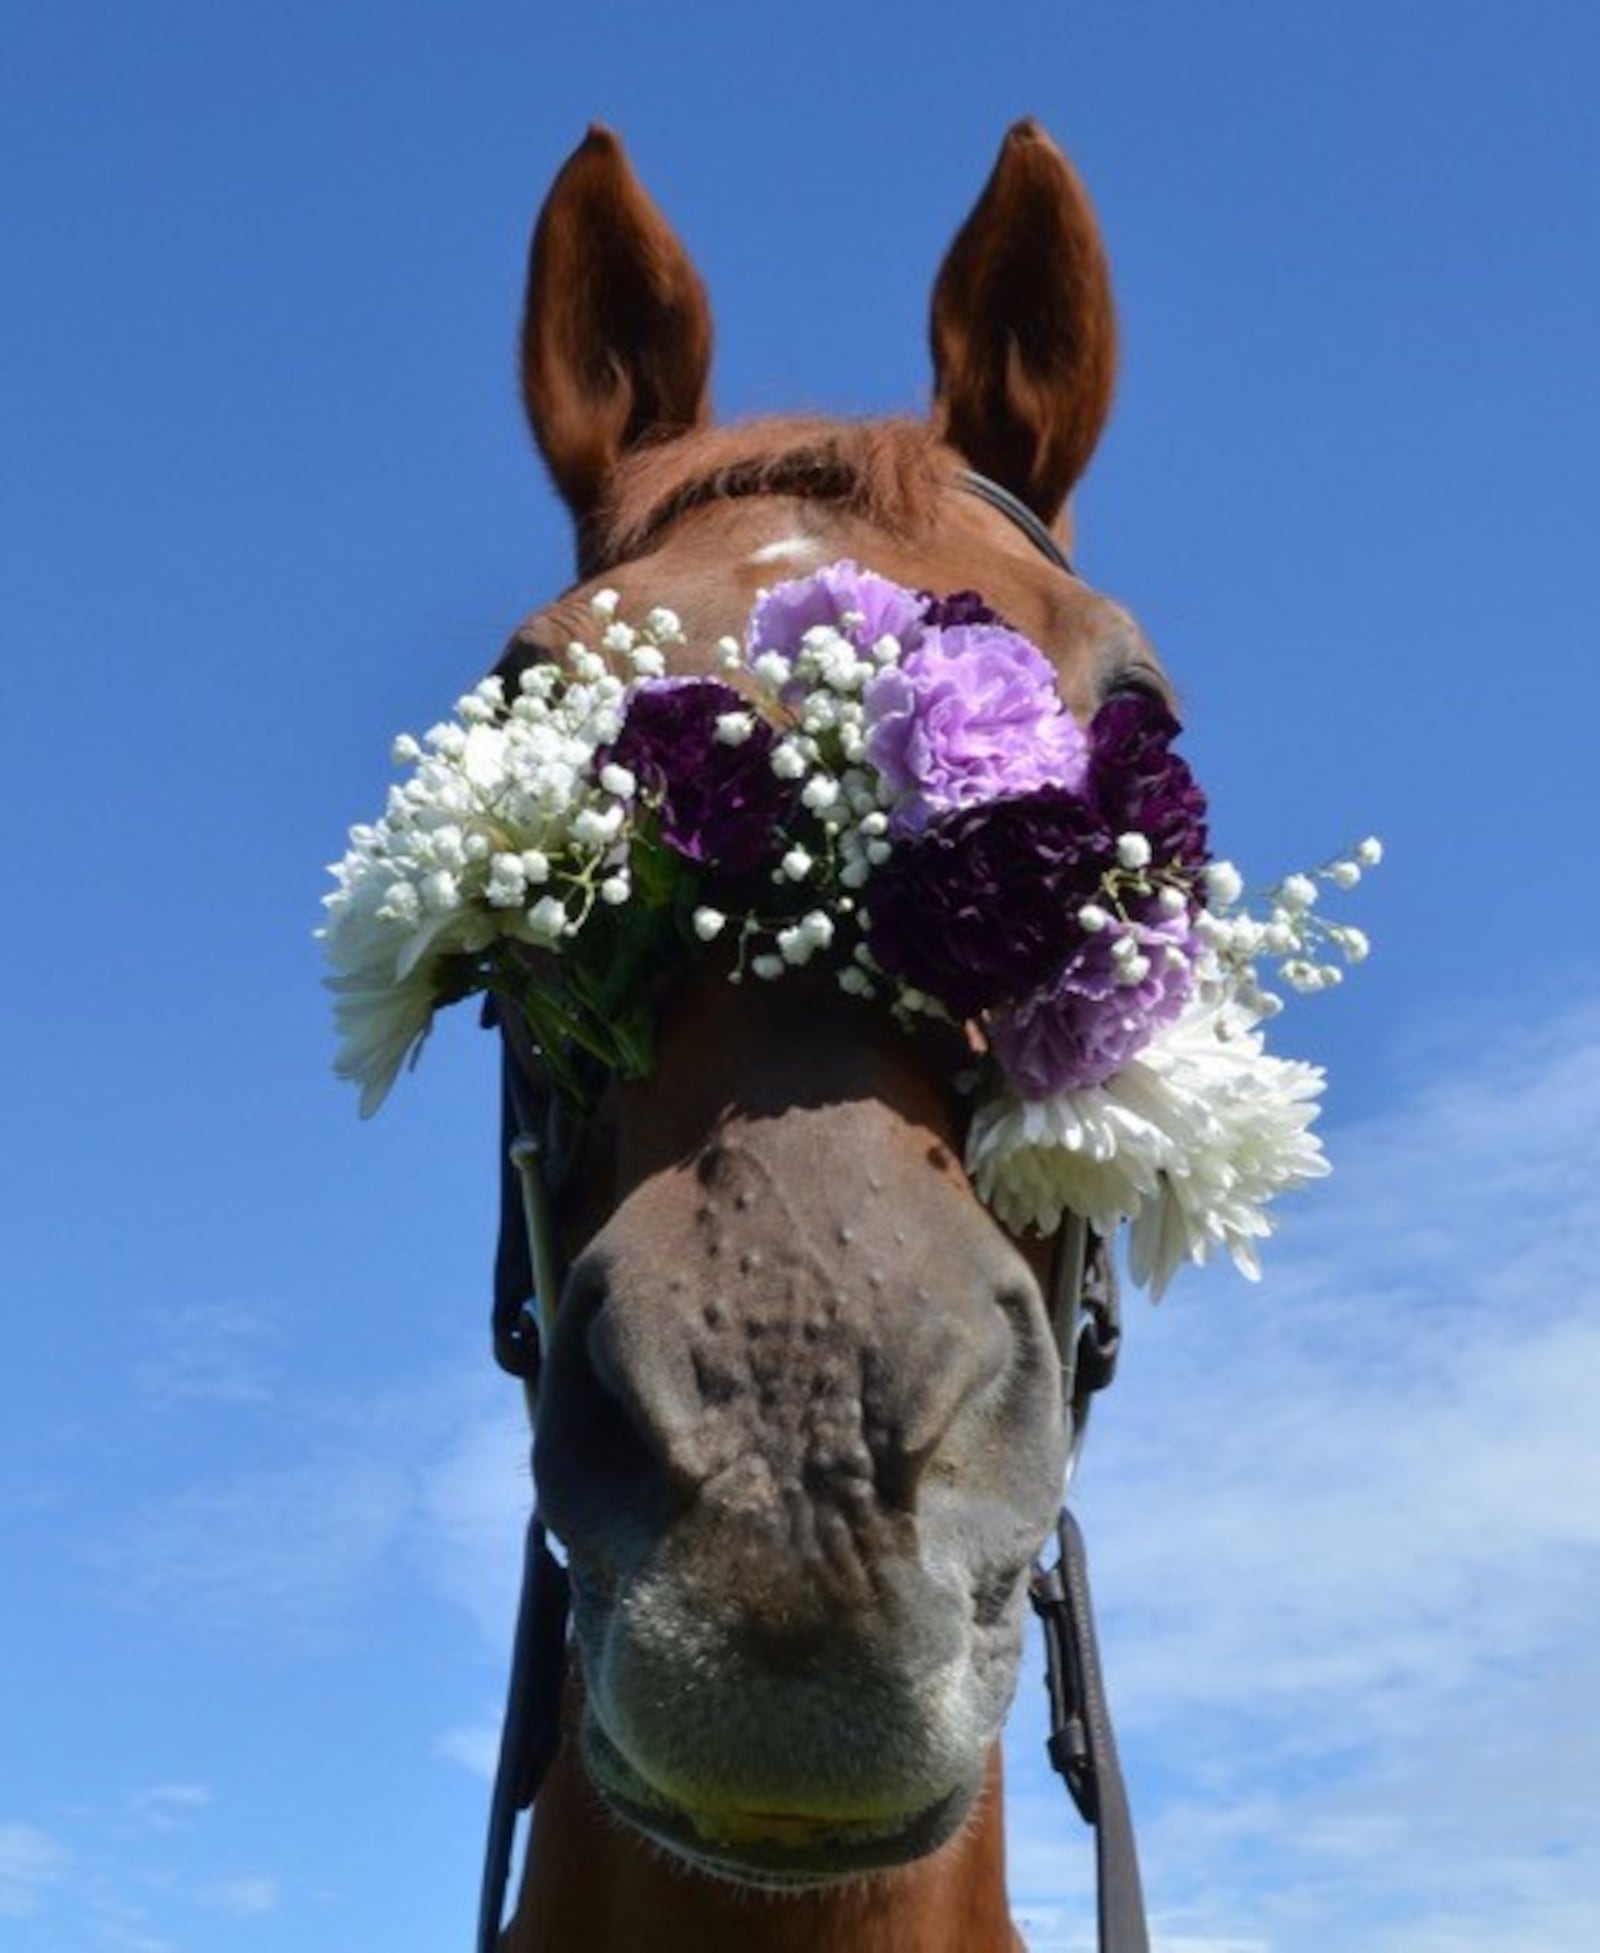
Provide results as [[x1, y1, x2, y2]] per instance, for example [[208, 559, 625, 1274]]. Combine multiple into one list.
[[966, 992, 1328, 1297], [324, 963, 437, 1118]]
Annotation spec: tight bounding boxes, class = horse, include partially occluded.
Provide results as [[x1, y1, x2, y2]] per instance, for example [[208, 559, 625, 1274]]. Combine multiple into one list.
[[486, 118, 1158, 1953]]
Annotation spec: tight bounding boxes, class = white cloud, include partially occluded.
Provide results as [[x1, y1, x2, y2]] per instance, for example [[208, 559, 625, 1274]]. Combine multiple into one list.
[[411, 1400, 530, 1642], [92, 1913, 175, 1953], [97, 1356, 528, 1650], [436, 1719, 503, 1783], [127, 1783, 213, 1830], [1007, 990, 1600, 1950], [98, 1453, 413, 1639], [0, 1823, 67, 1917], [13, 1789, 279, 1952], [133, 1301, 280, 1408], [201, 1874, 279, 1915]]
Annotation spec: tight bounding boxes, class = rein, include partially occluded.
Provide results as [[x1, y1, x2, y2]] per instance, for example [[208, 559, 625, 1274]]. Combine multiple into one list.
[[475, 470, 1147, 1953]]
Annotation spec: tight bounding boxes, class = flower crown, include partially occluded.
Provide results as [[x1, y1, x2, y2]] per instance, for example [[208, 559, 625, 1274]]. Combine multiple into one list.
[[322, 561, 1377, 1296]]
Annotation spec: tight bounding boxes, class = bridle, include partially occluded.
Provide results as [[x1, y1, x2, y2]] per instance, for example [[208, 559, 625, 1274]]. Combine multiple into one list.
[[475, 470, 1149, 1953]]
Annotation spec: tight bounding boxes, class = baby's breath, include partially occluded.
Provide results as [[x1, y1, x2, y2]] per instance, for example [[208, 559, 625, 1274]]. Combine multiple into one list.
[[1195, 844, 1384, 1017]]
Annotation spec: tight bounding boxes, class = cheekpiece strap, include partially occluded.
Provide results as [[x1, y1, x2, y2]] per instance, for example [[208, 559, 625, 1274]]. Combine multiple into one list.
[[476, 1514, 569, 1953], [1031, 1508, 1150, 1953]]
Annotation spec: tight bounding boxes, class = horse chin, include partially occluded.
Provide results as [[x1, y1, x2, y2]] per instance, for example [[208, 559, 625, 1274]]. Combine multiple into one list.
[[580, 1708, 983, 1889]]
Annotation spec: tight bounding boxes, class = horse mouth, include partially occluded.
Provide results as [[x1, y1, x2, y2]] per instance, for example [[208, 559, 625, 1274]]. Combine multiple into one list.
[[581, 1712, 981, 1888]]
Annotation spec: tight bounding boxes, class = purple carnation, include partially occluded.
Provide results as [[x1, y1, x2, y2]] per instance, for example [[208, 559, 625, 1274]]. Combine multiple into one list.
[[988, 912, 1199, 1096], [1088, 694, 1209, 870], [864, 623, 1089, 832], [864, 787, 1113, 1018], [745, 559, 929, 665], [918, 589, 1002, 629], [608, 679, 792, 875]]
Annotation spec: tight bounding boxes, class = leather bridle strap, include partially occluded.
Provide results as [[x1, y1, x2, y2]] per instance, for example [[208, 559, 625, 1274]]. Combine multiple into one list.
[[476, 1510, 568, 1953], [478, 1034, 572, 1953], [1032, 1510, 1149, 1953], [956, 469, 1078, 576], [1035, 1214, 1149, 1953]]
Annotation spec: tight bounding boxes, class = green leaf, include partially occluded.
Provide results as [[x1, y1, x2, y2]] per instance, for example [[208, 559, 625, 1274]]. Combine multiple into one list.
[[627, 823, 688, 911]]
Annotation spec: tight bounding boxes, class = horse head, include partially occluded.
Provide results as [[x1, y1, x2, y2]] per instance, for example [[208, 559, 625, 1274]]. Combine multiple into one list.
[[499, 122, 1164, 1897]]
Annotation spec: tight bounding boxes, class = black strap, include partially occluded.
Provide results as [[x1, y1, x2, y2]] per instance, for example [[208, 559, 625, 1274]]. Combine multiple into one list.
[[492, 1048, 542, 1383], [477, 1514, 570, 1953], [956, 469, 1078, 577], [1032, 1509, 1149, 1953]]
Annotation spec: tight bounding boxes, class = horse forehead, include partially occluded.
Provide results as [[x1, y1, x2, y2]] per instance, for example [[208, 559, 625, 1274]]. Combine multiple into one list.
[[510, 493, 1136, 692]]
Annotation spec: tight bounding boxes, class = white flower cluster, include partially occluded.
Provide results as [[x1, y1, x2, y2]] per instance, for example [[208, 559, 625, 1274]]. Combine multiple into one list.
[[320, 597, 688, 1114], [965, 838, 1381, 1294], [1196, 838, 1381, 1014]]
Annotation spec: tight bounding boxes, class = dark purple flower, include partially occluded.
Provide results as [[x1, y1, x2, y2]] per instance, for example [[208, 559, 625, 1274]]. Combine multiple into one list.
[[1088, 694, 1209, 871], [744, 560, 929, 665], [989, 912, 1199, 1095], [864, 787, 1113, 1018], [918, 589, 1002, 629], [608, 679, 791, 875], [864, 623, 1089, 831]]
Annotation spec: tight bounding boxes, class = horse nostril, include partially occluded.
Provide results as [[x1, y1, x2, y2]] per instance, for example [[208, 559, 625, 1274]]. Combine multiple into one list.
[[562, 1265, 636, 1421], [545, 1257, 637, 1433], [544, 1255, 706, 1512], [971, 1565, 1022, 1631], [992, 1274, 1057, 1393], [582, 1297, 627, 1407]]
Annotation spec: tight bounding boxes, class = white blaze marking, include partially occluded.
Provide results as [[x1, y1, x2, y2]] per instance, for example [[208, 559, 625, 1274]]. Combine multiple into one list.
[[748, 536, 821, 569]]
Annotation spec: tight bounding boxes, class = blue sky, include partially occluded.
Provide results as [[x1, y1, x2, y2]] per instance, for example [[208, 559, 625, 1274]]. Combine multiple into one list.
[[4, 4, 1598, 1949]]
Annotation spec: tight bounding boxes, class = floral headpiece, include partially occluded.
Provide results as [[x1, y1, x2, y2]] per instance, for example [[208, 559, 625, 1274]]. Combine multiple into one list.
[[322, 562, 1377, 1296]]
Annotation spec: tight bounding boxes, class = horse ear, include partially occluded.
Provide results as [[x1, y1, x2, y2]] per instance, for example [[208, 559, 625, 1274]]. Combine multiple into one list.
[[521, 126, 713, 527], [930, 121, 1117, 523]]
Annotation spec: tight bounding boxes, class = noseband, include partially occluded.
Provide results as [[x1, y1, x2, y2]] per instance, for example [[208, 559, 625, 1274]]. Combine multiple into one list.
[[476, 471, 1149, 1953]]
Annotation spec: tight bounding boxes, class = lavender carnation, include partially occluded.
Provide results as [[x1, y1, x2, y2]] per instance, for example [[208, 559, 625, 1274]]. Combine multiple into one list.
[[865, 787, 1112, 1018], [745, 559, 929, 663], [864, 622, 1089, 831], [608, 679, 791, 874], [989, 912, 1199, 1096]]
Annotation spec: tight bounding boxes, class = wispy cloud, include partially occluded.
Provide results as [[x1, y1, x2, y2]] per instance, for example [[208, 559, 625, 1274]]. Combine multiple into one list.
[[97, 1357, 528, 1649], [0, 1823, 67, 1917], [1007, 990, 1600, 1950], [125, 1784, 213, 1832], [436, 1719, 502, 1783], [93, 1921, 175, 1953], [133, 1302, 280, 1409], [96, 1452, 413, 1641], [411, 1401, 530, 1643], [200, 1874, 279, 1915], [10, 1789, 284, 1952]]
